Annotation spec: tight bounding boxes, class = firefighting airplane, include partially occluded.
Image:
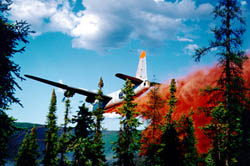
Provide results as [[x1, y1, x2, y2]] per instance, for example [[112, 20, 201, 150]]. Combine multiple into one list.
[[25, 51, 158, 110]]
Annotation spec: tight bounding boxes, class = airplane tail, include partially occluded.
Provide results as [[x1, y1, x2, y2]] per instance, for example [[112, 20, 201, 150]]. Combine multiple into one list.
[[135, 51, 147, 80]]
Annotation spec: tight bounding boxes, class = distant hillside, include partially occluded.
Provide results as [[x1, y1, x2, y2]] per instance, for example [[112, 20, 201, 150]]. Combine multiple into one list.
[[14, 122, 42, 129], [6, 122, 118, 164]]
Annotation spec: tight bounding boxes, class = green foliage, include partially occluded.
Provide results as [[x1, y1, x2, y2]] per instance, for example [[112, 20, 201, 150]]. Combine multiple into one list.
[[159, 79, 182, 166], [15, 127, 39, 166], [0, 1, 31, 164], [144, 143, 161, 166], [72, 103, 94, 138], [0, 110, 16, 165], [0, 0, 32, 110], [166, 79, 177, 122], [71, 103, 95, 166], [193, 0, 248, 165], [58, 99, 71, 166], [179, 111, 199, 166], [71, 137, 96, 166], [92, 77, 106, 165], [113, 79, 141, 166], [160, 123, 182, 166], [42, 90, 59, 166]]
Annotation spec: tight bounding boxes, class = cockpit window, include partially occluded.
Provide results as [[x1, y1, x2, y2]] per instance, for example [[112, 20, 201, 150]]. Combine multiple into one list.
[[119, 92, 124, 99]]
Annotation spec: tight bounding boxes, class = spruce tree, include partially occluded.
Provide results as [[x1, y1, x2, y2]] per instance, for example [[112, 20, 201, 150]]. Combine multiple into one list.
[[0, 111, 16, 165], [159, 79, 182, 166], [42, 89, 59, 166], [202, 103, 228, 165], [143, 85, 164, 165], [58, 99, 71, 166], [71, 103, 95, 166], [15, 127, 39, 166], [0, 1, 31, 164], [147, 85, 164, 143], [92, 77, 106, 165], [193, 0, 248, 165], [0, 0, 32, 110], [179, 111, 199, 166], [113, 79, 140, 166]]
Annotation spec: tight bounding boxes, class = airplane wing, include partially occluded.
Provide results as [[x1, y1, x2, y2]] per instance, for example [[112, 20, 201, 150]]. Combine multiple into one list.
[[115, 73, 143, 85], [24, 75, 112, 103]]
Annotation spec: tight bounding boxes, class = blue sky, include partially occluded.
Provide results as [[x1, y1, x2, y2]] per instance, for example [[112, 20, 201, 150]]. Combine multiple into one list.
[[7, 0, 250, 130]]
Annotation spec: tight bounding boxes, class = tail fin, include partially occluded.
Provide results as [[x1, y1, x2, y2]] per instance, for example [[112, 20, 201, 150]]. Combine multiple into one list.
[[135, 51, 147, 80]]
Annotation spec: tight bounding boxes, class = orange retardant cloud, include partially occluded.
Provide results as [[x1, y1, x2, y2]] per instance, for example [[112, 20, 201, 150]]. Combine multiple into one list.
[[106, 53, 250, 155]]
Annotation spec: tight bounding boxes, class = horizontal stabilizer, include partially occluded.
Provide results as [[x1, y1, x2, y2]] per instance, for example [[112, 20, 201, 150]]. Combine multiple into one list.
[[24, 74, 112, 103], [150, 82, 161, 86], [115, 73, 143, 85]]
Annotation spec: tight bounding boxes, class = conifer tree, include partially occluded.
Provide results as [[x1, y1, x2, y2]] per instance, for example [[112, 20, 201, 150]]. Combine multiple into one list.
[[0, 111, 16, 165], [0, 0, 32, 110], [16, 127, 39, 166], [159, 79, 182, 166], [179, 111, 199, 166], [148, 85, 164, 143], [193, 0, 248, 165], [202, 103, 228, 165], [143, 85, 164, 165], [59, 99, 71, 166], [42, 89, 59, 166], [113, 127, 126, 166], [92, 77, 106, 165], [0, 1, 31, 164], [113, 79, 140, 166], [71, 103, 95, 166]]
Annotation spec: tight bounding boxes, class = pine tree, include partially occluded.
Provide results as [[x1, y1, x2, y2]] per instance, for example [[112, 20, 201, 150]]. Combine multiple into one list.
[[193, 0, 248, 165], [148, 85, 164, 143], [0, 0, 32, 110], [113, 79, 140, 166], [159, 79, 182, 166], [58, 99, 71, 166], [179, 111, 199, 166], [0, 1, 31, 164], [15, 127, 39, 166], [71, 103, 95, 166], [143, 85, 164, 165], [0, 110, 16, 165], [202, 103, 228, 165], [92, 77, 106, 165], [42, 89, 59, 166]]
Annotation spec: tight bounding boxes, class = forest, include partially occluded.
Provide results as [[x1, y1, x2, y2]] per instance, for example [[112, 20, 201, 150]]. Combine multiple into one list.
[[1, 0, 250, 165]]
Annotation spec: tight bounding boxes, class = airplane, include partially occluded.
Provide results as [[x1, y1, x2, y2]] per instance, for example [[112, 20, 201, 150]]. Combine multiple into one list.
[[25, 51, 158, 110]]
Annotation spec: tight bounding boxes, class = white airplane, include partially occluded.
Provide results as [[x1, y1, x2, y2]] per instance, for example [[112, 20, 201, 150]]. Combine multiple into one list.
[[25, 51, 158, 110]]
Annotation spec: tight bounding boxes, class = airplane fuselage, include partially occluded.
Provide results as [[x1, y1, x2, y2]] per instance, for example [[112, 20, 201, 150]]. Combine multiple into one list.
[[104, 80, 151, 109], [25, 51, 156, 111]]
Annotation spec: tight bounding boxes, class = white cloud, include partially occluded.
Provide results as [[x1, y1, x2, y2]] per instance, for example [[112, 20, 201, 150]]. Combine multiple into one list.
[[9, 0, 57, 35], [185, 44, 198, 55], [104, 112, 121, 119], [9, 0, 213, 51], [196, 3, 214, 17], [177, 36, 193, 42], [48, 4, 78, 34], [241, 1, 247, 6], [154, 0, 164, 2]]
